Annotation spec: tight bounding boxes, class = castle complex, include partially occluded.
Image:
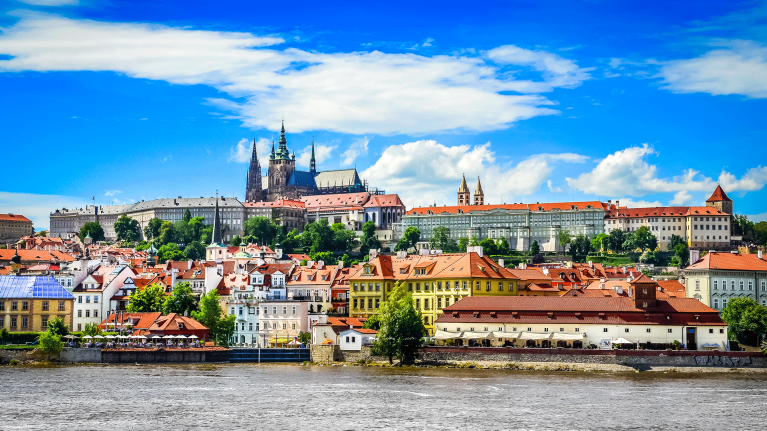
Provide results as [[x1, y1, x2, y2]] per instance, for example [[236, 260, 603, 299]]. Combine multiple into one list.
[[244, 121, 376, 202]]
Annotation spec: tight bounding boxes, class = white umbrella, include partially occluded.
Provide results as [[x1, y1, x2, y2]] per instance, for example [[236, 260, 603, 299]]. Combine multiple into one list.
[[105, 335, 115, 339], [94, 335, 104, 339], [612, 337, 633, 344], [82, 335, 93, 339], [63, 335, 78, 339], [188, 335, 199, 339], [174, 335, 186, 339], [162, 335, 174, 339], [152, 335, 162, 339]]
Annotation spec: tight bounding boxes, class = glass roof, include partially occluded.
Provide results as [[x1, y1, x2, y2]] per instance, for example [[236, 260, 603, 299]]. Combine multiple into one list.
[[0, 275, 74, 299]]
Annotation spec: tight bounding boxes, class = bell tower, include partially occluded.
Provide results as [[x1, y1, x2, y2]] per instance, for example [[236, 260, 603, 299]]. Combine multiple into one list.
[[457, 174, 470, 206], [267, 120, 296, 201]]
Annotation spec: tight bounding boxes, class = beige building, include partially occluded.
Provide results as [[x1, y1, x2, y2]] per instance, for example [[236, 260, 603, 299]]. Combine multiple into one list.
[[0, 275, 74, 332], [0, 214, 34, 246]]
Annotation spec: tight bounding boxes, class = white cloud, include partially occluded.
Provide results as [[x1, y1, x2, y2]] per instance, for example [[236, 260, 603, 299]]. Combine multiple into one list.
[[0, 15, 591, 135], [161, 155, 172, 163], [341, 136, 369, 166], [0, 191, 89, 230], [422, 38, 434, 47], [566, 144, 767, 198], [228, 137, 270, 163], [660, 40, 767, 98], [486, 44, 592, 92], [361, 140, 587, 207], [611, 197, 663, 208], [669, 190, 693, 206], [17, 0, 78, 5], [296, 143, 335, 168], [547, 180, 563, 193], [104, 190, 122, 197]]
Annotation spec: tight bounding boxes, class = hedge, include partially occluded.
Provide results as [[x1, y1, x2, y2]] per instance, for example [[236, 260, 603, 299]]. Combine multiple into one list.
[[1, 331, 41, 345]]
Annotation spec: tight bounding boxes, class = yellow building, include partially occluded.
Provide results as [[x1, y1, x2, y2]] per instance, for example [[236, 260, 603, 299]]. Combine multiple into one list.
[[348, 252, 519, 335], [0, 275, 74, 332]]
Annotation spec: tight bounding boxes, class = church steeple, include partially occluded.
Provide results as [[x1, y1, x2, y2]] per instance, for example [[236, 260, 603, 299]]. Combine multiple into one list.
[[310, 138, 317, 174], [269, 140, 275, 160], [457, 174, 470, 206], [245, 138, 263, 202], [474, 176, 484, 205], [276, 119, 290, 159]]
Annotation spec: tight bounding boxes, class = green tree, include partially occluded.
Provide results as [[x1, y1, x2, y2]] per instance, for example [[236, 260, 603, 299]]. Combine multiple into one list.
[[722, 298, 767, 346], [310, 251, 338, 265], [753, 221, 767, 246], [479, 238, 498, 255], [143, 217, 164, 241], [341, 253, 353, 268], [244, 216, 280, 245], [280, 229, 300, 254], [158, 243, 185, 263], [200, 225, 214, 245], [370, 281, 425, 365], [669, 234, 685, 250], [623, 226, 657, 252], [126, 284, 167, 312], [187, 217, 205, 242], [607, 229, 627, 253], [157, 221, 178, 246], [530, 240, 540, 255], [359, 221, 380, 255], [428, 226, 459, 253], [81, 322, 102, 337], [163, 282, 198, 315], [496, 237, 511, 255], [335, 223, 361, 252], [733, 214, 754, 237], [362, 314, 380, 331], [218, 314, 237, 347], [301, 219, 334, 253], [591, 233, 608, 254], [79, 222, 105, 242], [183, 241, 205, 261], [469, 236, 479, 246], [46, 317, 68, 337], [114, 215, 140, 242], [555, 230, 571, 253], [38, 331, 63, 360], [230, 235, 242, 247], [183, 208, 192, 223], [395, 227, 421, 253], [569, 234, 591, 261], [192, 289, 236, 346], [458, 237, 469, 252]]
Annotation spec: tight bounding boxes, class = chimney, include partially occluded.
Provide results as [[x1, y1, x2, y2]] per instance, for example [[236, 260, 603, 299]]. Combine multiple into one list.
[[337, 261, 343, 269], [542, 267, 548, 275], [588, 260, 593, 268], [498, 259, 504, 268], [689, 249, 700, 264], [317, 261, 325, 270], [171, 268, 178, 287], [615, 285, 623, 295], [759, 250, 763, 260], [396, 250, 406, 259], [607, 199, 612, 206], [615, 200, 619, 207]]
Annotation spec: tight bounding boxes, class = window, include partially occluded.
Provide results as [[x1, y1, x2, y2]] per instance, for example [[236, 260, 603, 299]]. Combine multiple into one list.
[[713, 280, 717, 290], [416, 299, 421, 309], [249, 323, 253, 331], [646, 328, 651, 333], [94, 310, 98, 318], [346, 336, 350, 342], [368, 298, 373, 309], [625, 328, 629, 333], [353, 299, 358, 309], [720, 329, 725, 334], [239, 307, 243, 316], [709, 329, 714, 334], [41, 317, 48, 328], [22, 301, 29, 311], [77, 310, 82, 317], [498, 282, 503, 291], [21, 317, 28, 328], [353, 283, 358, 291], [292, 306, 296, 315], [94, 296, 98, 304], [723, 299, 728, 308], [263, 306, 268, 315], [731, 281, 735, 290], [11, 301, 17, 311], [695, 280, 700, 291], [58, 301, 65, 311], [42, 301, 49, 311], [282, 306, 287, 314], [282, 323, 286, 330], [375, 299, 380, 308], [486, 282, 491, 292], [86, 296, 90, 303], [85, 310, 90, 318], [603, 328, 608, 332], [740, 281, 744, 291], [667, 329, 673, 333], [376, 283, 381, 292], [11, 316, 17, 328], [714, 298, 719, 309], [748, 281, 753, 291], [292, 323, 296, 330], [438, 298, 442, 308], [463, 281, 467, 290]]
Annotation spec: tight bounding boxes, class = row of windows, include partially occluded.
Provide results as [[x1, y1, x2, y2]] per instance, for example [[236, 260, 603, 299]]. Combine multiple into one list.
[[260, 322, 296, 330], [76, 309, 99, 318], [711, 280, 765, 291], [693, 224, 727, 231], [77, 296, 99, 304], [447, 326, 725, 335], [0, 316, 29, 328], [0, 301, 66, 312], [262, 306, 298, 315]]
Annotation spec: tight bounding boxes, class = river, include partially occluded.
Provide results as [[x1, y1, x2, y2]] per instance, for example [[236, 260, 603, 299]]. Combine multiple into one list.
[[1, 364, 766, 430]]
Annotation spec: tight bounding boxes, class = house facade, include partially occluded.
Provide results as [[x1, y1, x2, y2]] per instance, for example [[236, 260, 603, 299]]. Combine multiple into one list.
[[0, 275, 74, 332], [684, 251, 767, 309]]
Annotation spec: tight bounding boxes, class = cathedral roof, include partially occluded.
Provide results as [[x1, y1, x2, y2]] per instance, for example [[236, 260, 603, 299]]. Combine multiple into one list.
[[313, 169, 362, 189], [287, 171, 317, 188], [706, 185, 732, 202]]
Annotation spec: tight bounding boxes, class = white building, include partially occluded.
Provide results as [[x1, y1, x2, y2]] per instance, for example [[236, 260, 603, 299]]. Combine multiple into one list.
[[339, 328, 378, 351], [71, 265, 133, 331], [684, 251, 767, 309]]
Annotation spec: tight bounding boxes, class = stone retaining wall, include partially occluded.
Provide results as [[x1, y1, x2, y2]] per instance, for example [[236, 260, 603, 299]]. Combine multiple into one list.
[[60, 348, 102, 363], [310, 345, 388, 364], [0, 348, 36, 364], [102, 349, 207, 363], [419, 347, 767, 368]]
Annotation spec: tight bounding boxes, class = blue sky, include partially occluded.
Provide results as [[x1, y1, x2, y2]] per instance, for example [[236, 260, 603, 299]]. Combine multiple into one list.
[[1, 0, 766, 230]]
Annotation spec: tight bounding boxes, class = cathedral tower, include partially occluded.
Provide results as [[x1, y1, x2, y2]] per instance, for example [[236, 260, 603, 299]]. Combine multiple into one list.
[[245, 138, 263, 202], [457, 174, 470, 206], [474, 176, 484, 205], [267, 120, 296, 201]]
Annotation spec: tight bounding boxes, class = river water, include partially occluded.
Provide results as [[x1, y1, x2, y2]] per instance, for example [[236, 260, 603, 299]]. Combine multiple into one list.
[[1, 364, 766, 430]]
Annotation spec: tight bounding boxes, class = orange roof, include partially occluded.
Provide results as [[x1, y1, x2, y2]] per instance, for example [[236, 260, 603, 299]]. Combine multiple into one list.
[[363, 194, 404, 208], [0, 214, 32, 222], [0, 249, 74, 262], [408, 201, 606, 215], [288, 254, 311, 261], [687, 252, 767, 271], [348, 252, 519, 282], [301, 192, 370, 209], [149, 313, 208, 331], [706, 185, 732, 202], [244, 199, 305, 209]]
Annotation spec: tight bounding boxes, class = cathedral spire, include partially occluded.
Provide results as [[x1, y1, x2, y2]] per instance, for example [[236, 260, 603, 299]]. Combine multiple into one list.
[[245, 138, 263, 202], [310, 138, 317, 174]]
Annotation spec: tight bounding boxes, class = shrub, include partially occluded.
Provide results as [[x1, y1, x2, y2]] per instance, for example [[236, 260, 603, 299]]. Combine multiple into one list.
[[9, 359, 19, 366], [38, 332, 63, 359], [3, 332, 41, 345]]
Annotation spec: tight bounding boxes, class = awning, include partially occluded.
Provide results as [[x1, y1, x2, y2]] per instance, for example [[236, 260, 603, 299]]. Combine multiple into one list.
[[460, 331, 494, 340], [493, 332, 520, 339], [551, 332, 586, 341], [518, 332, 552, 340], [434, 330, 463, 340]]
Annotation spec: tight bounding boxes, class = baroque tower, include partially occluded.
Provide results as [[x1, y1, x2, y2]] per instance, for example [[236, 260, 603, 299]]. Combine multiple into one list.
[[245, 138, 263, 202], [474, 176, 484, 205], [457, 174, 470, 205], [267, 120, 296, 201]]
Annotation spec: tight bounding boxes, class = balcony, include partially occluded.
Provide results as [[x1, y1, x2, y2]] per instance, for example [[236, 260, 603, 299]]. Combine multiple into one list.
[[331, 297, 347, 303], [290, 295, 325, 302]]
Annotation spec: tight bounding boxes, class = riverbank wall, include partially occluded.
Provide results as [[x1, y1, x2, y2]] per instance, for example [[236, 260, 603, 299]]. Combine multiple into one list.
[[418, 347, 767, 368], [310, 345, 388, 364]]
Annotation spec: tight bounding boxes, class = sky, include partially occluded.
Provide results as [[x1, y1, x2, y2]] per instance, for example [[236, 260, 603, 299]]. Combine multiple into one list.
[[1, 0, 766, 230]]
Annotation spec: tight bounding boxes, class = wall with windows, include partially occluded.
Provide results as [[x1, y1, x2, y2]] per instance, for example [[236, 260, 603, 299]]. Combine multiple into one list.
[[0, 298, 73, 332], [687, 270, 767, 310]]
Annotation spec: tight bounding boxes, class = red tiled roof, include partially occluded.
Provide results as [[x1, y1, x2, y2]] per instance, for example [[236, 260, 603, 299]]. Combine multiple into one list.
[[0, 214, 32, 222], [244, 199, 305, 209], [301, 192, 370, 209], [408, 201, 606, 215], [706, 185, 732, 202], [686, 252, 767, 271], [0, 249, 75, 262], [363, 194, 404, 208]]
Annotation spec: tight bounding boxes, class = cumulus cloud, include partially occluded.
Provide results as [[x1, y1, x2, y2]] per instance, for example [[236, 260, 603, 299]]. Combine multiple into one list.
[[0, 14, 591, 135], [296, 143, 335, 168], [566, 144, 767, 197], [611, 197, 663, 208], [361, 140, 587, 207], [660, 40, 767, 98], [104, 190, 122, 197], [669, 190, 693, 206], [547, 180, 563, 193], [229, 138, 271, 163], [341, 137, 369, 166]]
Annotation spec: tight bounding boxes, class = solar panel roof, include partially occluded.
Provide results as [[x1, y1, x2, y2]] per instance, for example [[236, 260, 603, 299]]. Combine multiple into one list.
[[0, 275, 74, 299]]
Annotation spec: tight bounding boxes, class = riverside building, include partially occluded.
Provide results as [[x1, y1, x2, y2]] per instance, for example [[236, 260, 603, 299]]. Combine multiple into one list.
[[684, 251, 767, 309]]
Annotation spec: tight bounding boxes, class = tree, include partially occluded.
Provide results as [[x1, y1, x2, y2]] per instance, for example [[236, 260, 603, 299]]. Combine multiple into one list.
[[114, 215, 140, 242], [341, 254, 353, 268], [192, 289, 236, 346], [722, 298, 767, 346], [230, 235, 242, 247], [469, 236, 479, 246], [623, 226, 657, 252], [556, 230, 571, 253], [496, 237, 510, 256], [301, 219, 334, 254], [46, 317, 68, 337], [280, 229, 300, 254], [358, 221, 380, 255], [183, 208, 192, 223], [479, 238, 497, 255], [158, 243, 185, 263], [591, 233, 608, 254], [310, 251, 338, 265], [126, 284, 167, 312], [244, 216, 280, 245], [163, 282, 198, 315], [458, 237, 469, 252], [143, 217, 164, 241], [395, 227, 421, 252], [81, 322, 102, 337], [607, 229, 627, 253], [157, 221, 178, 246], [530, 240, 540, 256], [669, 234, 685, 250], [733, 214, 754, 237], [187, 217, 205, 243], [335, 223, 361, 252], [428, 226, 459, 253], [79, 222, 105, 243], [183, 241, 205, 261], [38, 331, 63, 360], [569, 234, 591, 261], [370, 281, 425, 365], [217, 315, 237, 347], [753, 221, 767, 246]]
